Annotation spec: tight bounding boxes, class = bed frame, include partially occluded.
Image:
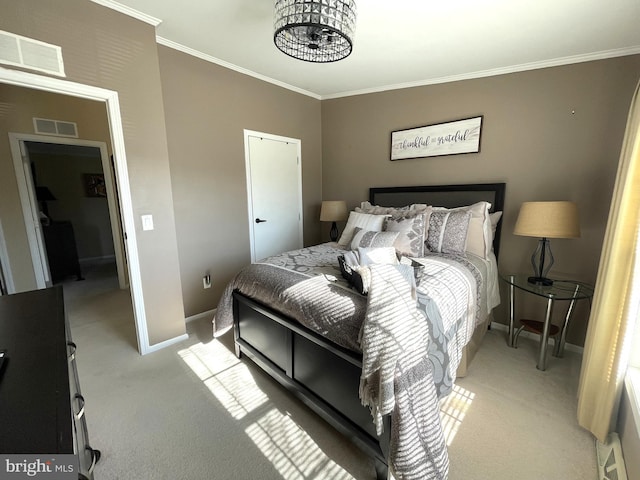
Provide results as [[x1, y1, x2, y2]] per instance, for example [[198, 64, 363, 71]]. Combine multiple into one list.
[[232, 183, 505, 479]]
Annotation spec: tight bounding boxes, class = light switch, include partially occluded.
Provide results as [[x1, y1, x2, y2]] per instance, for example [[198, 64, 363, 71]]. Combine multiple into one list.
[[141, 214, 154, 231]]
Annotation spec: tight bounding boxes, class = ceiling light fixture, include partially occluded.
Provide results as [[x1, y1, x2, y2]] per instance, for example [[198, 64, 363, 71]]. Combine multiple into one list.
[[273, 0, 357, 63]]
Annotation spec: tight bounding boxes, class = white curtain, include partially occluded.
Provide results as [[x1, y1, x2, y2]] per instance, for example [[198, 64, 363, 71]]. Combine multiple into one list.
[[577, 79, 640, 442]]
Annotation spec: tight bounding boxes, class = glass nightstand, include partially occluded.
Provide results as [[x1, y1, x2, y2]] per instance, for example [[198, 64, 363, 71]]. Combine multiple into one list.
[[500, 274, 594, 371]]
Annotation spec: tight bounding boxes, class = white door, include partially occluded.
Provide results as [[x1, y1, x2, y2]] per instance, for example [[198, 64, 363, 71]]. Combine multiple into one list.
[[245, 130, 303, 262], [10, 139, 51, 288]]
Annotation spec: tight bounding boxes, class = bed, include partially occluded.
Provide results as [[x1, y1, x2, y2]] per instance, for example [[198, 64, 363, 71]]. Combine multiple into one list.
[[214, 183, 505, 479]]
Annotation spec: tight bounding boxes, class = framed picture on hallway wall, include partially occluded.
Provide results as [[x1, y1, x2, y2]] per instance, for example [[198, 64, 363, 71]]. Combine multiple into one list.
[[83, 173, 106, 197], [390, 116, 483, 160]]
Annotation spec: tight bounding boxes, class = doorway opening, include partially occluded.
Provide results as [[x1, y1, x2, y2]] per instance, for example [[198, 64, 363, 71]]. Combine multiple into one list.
[[8, 134, 128, 291], [0, 66, 153, 354]]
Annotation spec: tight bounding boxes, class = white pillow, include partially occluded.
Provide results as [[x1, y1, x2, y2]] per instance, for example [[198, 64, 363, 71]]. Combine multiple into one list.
[[337, 211, 388, 247], [489, 211, 503, 241]]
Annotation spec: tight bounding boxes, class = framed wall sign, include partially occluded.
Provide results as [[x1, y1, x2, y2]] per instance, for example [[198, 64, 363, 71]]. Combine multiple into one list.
[[83, 173, 107, 197], [390, 115, 483, 161]]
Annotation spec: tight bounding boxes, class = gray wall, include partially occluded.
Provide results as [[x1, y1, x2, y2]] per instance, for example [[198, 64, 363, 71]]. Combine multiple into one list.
[[0, 0, 185, 345], [158, 45, 322, 317], [322, 55, 640, 346], [2, 0, 639, 349]]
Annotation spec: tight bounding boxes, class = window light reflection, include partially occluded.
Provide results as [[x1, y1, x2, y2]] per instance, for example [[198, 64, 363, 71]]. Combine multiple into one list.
[[246, 409, 352, 480], [440, 384, 475, 446], [178, 340, 354, 479]]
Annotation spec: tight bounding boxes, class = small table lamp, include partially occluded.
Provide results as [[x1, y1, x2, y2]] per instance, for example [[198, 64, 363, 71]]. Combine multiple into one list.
[[36, 186, 56, 218], [514, 201, 580, 286], [320, 200, 348, 242]]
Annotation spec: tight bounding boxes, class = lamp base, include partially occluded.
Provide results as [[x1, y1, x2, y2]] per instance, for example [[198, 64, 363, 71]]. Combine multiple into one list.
[[329, 222, 339, 242], [528, 238, 554, 287]]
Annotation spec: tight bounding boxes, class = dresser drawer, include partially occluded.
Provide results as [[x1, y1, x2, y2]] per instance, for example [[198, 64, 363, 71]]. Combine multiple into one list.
[[67, 328, 100, 478], [0, 286, 100, 478]]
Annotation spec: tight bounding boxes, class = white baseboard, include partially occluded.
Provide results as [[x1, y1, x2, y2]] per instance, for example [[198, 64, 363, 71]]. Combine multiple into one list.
[[145, 333, 189, 354], [185, 308, 216, 324], [490, 321, 584, 354], [596, 432, 628, 480]]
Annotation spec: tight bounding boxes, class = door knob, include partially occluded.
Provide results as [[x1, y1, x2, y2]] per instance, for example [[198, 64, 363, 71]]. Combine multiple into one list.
[[255, 218, 267, 223]]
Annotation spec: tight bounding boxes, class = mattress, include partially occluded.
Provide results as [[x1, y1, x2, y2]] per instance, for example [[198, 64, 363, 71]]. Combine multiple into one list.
[[214, 241, 499, 398]]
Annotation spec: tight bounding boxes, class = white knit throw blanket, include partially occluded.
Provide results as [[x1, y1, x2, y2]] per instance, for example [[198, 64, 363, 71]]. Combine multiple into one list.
[[359, 264, 449, 480]]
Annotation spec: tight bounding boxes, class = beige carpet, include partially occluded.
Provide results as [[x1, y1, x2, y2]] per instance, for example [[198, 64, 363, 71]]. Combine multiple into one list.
[[62, 261, 598, 480]]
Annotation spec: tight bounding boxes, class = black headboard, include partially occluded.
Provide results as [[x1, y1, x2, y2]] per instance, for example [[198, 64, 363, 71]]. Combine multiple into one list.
[[370, 183, 506, 258]]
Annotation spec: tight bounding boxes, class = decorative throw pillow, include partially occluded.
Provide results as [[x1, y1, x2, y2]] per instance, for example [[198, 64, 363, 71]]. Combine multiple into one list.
[[349, 228, 399, 250], [433, 201, 492, 258], [384, 208, 432, 257], [338, 255, 369, 295], [337, 247, 399, 295], [356, 201, 429, 216], [357, 246, 399, 265], [426, 210, 472, 254], [337, 211, 388, 247]]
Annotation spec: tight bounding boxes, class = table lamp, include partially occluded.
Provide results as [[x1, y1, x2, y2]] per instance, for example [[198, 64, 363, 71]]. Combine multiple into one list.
[[513, 201, 580, 286], [320, 200, 348, 242], [36, 186, 56, 217]]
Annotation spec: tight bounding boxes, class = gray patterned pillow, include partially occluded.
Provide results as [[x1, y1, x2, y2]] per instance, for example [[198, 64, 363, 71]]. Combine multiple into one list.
[[426, 210, 472, 254], [349, 227, 399, 250], [384, 209, 432, 257], [355, 201, 429, 216]]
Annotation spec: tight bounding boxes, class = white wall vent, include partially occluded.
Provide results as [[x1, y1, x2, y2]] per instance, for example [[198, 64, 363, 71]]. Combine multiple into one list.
[[0, 30, 65, 77], [33, 118, 78, 138], [596, 433, 628, 480]]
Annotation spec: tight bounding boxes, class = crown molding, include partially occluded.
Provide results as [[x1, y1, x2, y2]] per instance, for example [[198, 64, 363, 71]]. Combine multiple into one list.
[[90, 0, 162, 26], [156, 36, 321, 100], [322, 45, 640, 100], [87, 3, 640, 101]]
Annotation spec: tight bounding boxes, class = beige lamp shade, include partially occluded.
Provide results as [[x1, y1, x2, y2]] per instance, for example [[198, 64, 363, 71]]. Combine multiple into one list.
[[320, 200, 348, 222], [514, 201, 581, 239]]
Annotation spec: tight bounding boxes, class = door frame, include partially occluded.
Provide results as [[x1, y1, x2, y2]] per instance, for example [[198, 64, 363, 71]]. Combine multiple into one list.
[[243, 129, 303, 263], [8, 133, 128, 290], [0, 220, 13, 295], [0, 66, 151, 354]]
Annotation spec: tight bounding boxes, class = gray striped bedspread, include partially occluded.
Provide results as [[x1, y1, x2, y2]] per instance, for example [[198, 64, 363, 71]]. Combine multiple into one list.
[[214, 242, 483, 397], [213, 242, 487, 479]]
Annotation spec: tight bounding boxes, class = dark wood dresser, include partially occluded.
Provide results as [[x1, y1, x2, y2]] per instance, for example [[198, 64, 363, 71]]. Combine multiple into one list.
[[0, 286, 100, 479]]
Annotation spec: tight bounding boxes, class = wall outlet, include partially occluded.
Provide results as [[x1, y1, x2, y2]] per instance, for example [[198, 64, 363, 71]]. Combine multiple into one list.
[[203, 274, 211, 289]]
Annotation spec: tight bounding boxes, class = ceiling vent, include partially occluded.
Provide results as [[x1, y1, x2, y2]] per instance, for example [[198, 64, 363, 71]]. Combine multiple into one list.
[[33, 118, 78, 138], [0, 30, 65, 77]]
